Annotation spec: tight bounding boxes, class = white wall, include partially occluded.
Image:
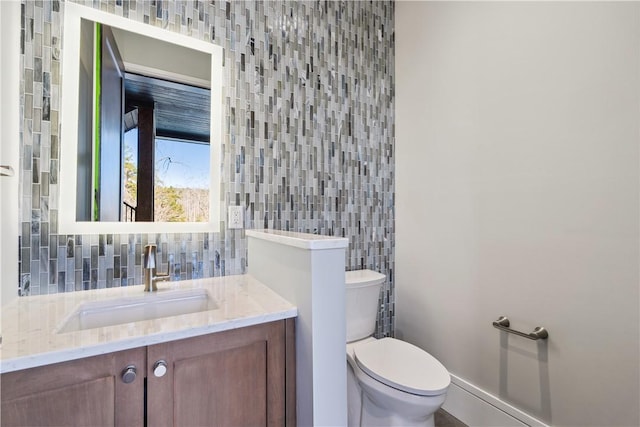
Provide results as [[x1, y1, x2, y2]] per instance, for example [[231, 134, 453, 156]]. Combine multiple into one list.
[[396, 2, 639, 426], [1, 0, 20, 307], [247, 231, 348, 427]]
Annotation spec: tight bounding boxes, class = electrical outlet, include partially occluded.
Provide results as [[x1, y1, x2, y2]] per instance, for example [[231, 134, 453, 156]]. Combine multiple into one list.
[[228, 206, 243, 229]]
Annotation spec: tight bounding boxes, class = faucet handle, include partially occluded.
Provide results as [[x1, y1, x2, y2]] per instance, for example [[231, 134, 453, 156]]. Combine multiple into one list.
[[143, 244, 157, 269], [143, 245, 170, 292]]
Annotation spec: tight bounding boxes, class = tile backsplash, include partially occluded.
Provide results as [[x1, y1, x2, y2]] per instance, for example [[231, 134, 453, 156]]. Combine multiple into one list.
[[18, 0, 395, 337]]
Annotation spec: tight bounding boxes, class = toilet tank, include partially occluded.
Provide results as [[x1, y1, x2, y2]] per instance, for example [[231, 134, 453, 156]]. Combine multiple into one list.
[[346, 269, 386, 342]]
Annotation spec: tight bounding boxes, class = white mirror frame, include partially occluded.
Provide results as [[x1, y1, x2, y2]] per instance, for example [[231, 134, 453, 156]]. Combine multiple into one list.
[[59, 2, 222, 234]]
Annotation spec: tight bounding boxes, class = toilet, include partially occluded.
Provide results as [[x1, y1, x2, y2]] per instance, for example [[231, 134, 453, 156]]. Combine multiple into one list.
[[346, 270, 450, 427]]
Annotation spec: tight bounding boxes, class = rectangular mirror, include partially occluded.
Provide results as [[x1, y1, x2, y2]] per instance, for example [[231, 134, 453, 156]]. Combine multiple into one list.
[[60, 3, 222, 234]]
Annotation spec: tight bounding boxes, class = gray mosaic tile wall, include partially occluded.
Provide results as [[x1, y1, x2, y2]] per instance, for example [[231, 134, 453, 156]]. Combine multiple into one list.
[[17, 0, 395, 337]]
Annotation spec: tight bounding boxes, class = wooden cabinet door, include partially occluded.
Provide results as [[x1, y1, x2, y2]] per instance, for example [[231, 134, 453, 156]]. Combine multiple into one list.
[[1, 347, 145, 427], [147, 320, 288, 427]]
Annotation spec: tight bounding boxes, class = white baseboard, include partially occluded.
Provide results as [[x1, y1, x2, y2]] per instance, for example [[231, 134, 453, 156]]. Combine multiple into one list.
[[442, 374, 549, 427]]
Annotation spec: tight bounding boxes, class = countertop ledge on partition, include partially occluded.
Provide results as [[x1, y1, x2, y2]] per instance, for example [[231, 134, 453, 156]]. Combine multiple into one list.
[[246, 229, 349, 250], [0, 275, 297, 373]]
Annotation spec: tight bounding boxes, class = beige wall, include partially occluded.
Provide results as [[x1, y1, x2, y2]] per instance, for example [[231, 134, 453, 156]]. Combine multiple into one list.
[[396, 2, 639, 426]]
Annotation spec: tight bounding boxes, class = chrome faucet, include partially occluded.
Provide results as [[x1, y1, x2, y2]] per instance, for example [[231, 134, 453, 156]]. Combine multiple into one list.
[[143, 244, 170, 292]]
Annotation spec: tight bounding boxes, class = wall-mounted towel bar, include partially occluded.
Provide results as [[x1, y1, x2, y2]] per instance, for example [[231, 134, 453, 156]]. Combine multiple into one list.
[[492, 316, 548, 340], [0, 165, 15, 177]]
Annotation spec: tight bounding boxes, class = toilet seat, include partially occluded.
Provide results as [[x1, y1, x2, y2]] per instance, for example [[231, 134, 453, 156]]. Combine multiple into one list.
[[354, 337, 450, 396]]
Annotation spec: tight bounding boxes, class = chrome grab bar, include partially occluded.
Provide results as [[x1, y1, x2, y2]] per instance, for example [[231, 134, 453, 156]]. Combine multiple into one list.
[[0, 165, 14, 177], [492, 316, 548, 340]]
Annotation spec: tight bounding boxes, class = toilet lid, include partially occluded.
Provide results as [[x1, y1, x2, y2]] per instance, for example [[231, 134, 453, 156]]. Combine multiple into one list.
[[354, 338, 450, 396]]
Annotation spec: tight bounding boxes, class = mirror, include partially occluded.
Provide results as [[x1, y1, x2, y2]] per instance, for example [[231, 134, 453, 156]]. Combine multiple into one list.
[[60, 3, 222, 234]]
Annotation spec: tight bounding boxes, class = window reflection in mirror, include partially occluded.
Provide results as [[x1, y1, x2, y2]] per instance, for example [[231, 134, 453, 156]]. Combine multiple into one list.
[[122, 131, 210, 223], [75, 18, 211, 223]]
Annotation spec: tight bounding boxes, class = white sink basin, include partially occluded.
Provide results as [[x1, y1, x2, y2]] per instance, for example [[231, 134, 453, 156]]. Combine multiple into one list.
[[57, 288, 217, 333]]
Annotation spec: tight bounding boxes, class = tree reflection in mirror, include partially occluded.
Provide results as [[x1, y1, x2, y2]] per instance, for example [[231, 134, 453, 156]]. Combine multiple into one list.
[[122, 127, 210, 223]]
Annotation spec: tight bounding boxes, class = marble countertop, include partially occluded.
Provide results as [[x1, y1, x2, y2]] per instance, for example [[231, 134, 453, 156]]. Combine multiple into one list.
[[0, 275, 297, 373]]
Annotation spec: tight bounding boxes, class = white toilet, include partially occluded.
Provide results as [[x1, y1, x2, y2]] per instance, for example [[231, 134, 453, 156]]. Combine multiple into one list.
[[346, 270, 451, 427]]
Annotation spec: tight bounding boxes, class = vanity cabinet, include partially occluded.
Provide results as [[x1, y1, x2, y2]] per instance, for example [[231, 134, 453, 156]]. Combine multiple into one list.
[[148, 319, 294, 426], [1, 319, 295, 427], [1, 347, 146, 426]]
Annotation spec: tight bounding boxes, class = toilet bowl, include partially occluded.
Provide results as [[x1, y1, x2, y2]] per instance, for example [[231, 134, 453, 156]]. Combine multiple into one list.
[[346, 270, 450, 427]]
